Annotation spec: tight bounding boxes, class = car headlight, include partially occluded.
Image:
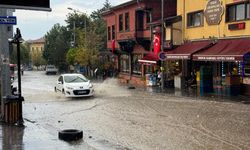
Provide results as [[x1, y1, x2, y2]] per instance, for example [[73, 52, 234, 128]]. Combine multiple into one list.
[[66, 86, 74, 90], [89, 83, 93, 88]]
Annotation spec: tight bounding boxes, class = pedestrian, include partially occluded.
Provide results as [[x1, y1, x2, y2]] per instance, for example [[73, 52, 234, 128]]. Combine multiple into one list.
[[21, 65, 24, 75], [157, 70, 162, 86]]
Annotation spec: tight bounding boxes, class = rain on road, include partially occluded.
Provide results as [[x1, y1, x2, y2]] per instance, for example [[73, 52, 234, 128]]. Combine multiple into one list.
[[6, 71, 250, 150]]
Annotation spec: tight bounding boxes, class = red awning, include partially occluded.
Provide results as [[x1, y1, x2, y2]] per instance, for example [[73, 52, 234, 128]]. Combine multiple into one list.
[[193, 38, 250, 61], [138, 53, 159, 64], [165, 41, 213, 60]]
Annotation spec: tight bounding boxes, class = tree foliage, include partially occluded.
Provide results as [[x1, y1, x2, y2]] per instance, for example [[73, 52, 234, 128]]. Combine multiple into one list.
[[31, 51, 46, 69], [66, 48, 77, 65], [10, 43, 30, 65], [43, 23, 71, 71], [44, 1, 112, 73]]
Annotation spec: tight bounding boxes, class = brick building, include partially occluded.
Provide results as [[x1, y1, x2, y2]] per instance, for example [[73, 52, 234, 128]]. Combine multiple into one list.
[[102, 0, 177, 87]]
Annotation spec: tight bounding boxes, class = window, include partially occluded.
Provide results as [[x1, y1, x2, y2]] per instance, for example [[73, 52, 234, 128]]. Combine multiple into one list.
[[108, 26, 111, 41], [120, 55, 129, 73], [236, 4, 245, 20], [227, 5, 236, 22], [112, 25, 115, 40], [125, 12, 130, 31], [136, 11, 144, 30], [119, 14, 123, 31], [146, 11, 151, 23], [132, 54, 142, 75], [187, 11, 203, 27], [247, 3, 250, 18], [226, 2, 250, 22]]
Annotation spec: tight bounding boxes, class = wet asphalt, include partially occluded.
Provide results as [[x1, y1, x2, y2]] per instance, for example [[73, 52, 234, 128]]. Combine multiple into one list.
[[1, 71, 250, 150]]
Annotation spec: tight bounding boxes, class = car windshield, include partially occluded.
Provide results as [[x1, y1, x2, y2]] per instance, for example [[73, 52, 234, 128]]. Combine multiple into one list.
[[64, 75, 88, 83]]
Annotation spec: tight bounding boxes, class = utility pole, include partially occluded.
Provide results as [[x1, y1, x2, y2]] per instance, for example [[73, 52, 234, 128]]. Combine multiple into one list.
[[0, 9, 12, 119], [161, 0, 165, 89], [73, 20, 76, 47], [68, 7, 87, 48]]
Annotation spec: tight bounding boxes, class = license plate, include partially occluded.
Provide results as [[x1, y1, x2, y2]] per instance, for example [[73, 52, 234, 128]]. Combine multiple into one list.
[[78, 91, 86, 94]]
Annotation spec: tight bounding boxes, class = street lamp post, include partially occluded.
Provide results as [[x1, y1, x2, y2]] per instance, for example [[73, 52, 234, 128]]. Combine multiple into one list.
[[161, 0, 165, 89], [67, 7, 87, 47]]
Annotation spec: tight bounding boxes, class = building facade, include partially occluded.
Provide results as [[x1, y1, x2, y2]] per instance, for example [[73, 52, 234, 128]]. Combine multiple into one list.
[[102, 0, 177, 87], [27, 37, 45, 67], [164, 0, 250, 96]]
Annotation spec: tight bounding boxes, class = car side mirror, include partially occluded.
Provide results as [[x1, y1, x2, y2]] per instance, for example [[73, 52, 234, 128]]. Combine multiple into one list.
[[58, 81, 62, 84]]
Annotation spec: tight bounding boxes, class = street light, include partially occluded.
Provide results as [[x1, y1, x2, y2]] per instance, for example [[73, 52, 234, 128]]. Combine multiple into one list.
[[67, 7, 87, 47]]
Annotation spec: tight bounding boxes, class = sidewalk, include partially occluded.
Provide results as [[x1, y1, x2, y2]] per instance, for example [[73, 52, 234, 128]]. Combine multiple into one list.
[[0, 121, 74, 150]]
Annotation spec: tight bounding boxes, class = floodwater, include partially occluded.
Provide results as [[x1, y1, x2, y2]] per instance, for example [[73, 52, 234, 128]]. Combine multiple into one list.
[[1, 71, 250, 150]]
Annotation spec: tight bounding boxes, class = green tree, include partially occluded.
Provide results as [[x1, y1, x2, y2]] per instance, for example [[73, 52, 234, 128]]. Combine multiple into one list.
[[66, 48, 77, 65], [31, 51, 46, 70], [10, 43, 30, 65], [43, 23, 71, 71], [65, 11, 90, 48], [64, 1, 112, 75], [91, 0, 112, 51]]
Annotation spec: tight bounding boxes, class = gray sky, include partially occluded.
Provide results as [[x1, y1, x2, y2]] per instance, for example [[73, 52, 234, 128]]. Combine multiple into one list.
[[13, 0, 130, 40]]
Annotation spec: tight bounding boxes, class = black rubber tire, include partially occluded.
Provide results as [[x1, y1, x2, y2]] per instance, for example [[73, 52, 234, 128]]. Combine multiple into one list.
[[58, 129, 83, 141], [62, 89, 65, 94], [54, 87, 57, 92]]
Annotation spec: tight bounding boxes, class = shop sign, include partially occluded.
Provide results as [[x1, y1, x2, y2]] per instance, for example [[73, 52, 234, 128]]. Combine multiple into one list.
[[197, 56, 236, 61], [204, 0, 223, 25], [166, 55, 189, 60]]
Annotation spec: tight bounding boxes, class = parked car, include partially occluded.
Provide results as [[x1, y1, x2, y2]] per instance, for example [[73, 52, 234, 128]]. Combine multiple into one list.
[[55, 73, 94, 97], [46, 65, 58, 75]]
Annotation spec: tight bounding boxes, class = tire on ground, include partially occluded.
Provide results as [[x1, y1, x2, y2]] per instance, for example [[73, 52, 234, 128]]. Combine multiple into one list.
[[58, 129, 83, 141]]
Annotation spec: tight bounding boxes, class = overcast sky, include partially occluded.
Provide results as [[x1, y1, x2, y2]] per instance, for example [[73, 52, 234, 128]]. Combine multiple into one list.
[[13, 0, 130, 40]]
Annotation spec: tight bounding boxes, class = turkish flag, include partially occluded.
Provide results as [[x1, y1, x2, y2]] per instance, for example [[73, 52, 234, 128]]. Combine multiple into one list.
[[153, 34, 160, 55]]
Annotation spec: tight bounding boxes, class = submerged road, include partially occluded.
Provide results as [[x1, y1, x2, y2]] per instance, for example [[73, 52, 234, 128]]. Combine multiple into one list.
[[1, 71, 250, 150]]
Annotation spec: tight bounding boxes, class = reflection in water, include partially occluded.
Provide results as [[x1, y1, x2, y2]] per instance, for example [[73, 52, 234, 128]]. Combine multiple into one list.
[[0, 124, 25, 150]]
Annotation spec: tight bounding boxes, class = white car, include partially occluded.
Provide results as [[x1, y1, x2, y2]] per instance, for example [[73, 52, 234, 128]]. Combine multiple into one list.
[[46, 65, 58, 75], [55, 73, 94, 97]]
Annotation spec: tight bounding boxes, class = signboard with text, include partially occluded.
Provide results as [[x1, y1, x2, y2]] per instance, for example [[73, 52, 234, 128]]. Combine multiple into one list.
[[0, 0, 51, 11], [0, 16, 16, 25], [204, 0, 223, 25]]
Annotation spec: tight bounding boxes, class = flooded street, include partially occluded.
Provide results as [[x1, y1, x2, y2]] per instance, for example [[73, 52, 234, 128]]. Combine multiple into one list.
[[1, 71, 250, 150]]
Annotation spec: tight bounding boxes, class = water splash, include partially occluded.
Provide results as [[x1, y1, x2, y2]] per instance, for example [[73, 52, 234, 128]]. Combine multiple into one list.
[[94, 78, 131, 98]]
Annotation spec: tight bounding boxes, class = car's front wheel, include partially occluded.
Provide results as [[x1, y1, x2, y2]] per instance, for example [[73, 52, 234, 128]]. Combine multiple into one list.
[[54, 87, 57, 92], [62, 89, 65, 94]]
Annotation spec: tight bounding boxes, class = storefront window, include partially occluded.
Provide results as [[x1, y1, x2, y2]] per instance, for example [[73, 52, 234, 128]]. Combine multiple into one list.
[[187, 11, 203, 27], [244, 58, 250, 76], [120, 55, 129, 73], [222, 62, 241, 76], [144, 65, 153, 74], [132, 54, 142, 75]]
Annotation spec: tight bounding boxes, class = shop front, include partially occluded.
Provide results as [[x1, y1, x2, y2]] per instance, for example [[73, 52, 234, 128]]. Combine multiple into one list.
[[193, 38, 250, 96], [138, 52, 160, 86], [164, 40, 214, 89]]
